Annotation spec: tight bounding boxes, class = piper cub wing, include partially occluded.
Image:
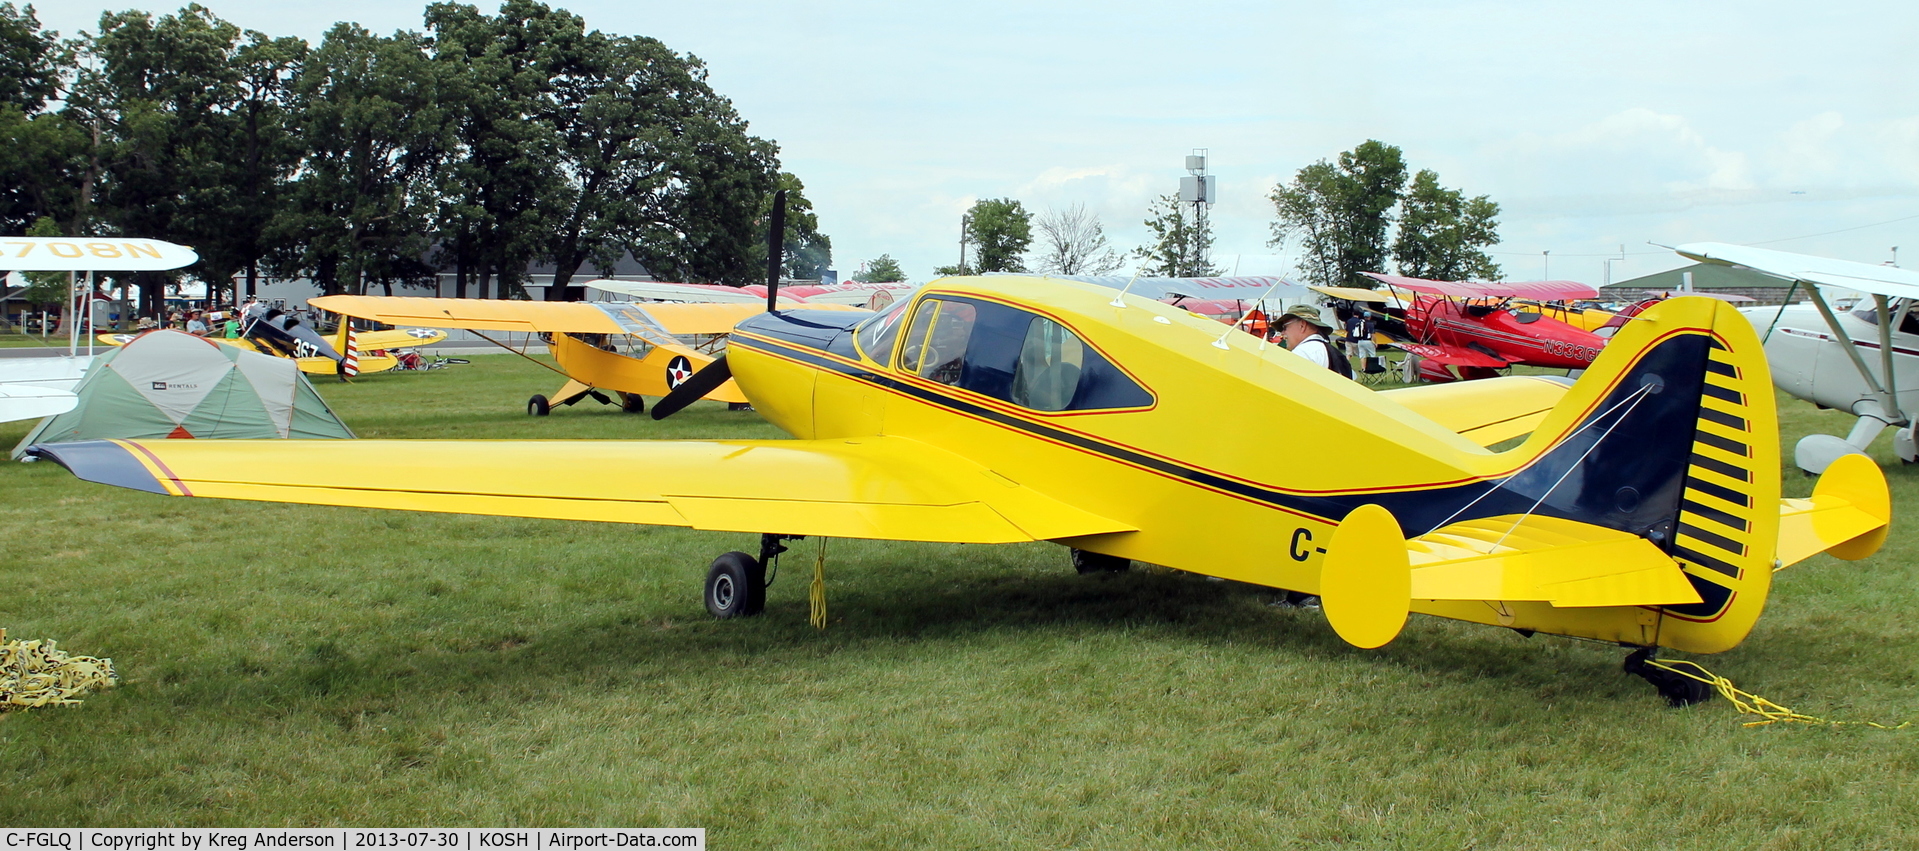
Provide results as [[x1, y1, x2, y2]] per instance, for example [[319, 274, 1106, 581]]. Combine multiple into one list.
[[34, 276, 1889, 705], [308, 295, 865, 416]]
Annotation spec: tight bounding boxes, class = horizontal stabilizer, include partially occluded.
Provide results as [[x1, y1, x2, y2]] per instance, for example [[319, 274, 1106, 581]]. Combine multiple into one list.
[[1777, 453, 1890, 566], [1408, 516, 1701, 607]]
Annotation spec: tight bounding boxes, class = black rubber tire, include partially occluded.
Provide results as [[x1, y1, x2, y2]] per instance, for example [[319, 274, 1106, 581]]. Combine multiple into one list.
[[705, 551, 766, 618], [1071, 548, 1131, 574], [527, 394, 551, 416], [620, 393, 646, 414], [728, 402, 754, 411]]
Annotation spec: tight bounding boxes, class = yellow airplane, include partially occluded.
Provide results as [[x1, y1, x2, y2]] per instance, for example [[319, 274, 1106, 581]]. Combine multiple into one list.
[[308, 295, 864, 415], [30, 276, 1890, 705], [101, 319, 448, 377]]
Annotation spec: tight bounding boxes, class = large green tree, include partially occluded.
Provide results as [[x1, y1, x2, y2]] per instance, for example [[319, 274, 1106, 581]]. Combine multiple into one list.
[[1268, 139, 1407, 288], [274, 23, 450, 296], [86, 4, 259, 311], [1134, 193, 1217, 277], [425, 0, 574, 299], [1391, 168, 1501, 281], [0, 4, 90, 238]]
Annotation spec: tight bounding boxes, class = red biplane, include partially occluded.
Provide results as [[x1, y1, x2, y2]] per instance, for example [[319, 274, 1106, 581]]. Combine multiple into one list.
[[1362, 273, 1606, 383]]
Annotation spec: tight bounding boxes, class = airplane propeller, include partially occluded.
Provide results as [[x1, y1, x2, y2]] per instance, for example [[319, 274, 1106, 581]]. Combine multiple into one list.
[[650, 355, 732, 420], [652, 189, 787, 421]]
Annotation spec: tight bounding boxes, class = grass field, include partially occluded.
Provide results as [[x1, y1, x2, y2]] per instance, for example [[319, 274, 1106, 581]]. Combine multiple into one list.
[[3, 354, 1916, 846]]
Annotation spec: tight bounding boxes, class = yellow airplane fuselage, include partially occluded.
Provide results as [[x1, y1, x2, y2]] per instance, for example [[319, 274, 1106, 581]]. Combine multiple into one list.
[[728, 279, 1815, 655]]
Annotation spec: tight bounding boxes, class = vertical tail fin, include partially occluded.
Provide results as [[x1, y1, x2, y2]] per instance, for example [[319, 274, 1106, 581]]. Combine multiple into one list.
[[1487, 296, 1781, 653]]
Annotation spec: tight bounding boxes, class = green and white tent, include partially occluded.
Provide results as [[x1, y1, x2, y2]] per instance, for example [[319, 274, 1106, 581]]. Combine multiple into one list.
[[12, 330, 353, 459]]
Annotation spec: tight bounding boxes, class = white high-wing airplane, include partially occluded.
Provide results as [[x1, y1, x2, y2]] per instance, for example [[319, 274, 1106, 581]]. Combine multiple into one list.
[[0, 236, 198, 423], [1677, 242, 1919, 473]]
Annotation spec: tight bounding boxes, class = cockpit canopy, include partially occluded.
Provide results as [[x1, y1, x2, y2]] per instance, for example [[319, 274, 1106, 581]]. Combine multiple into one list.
[[853, 294, 1152, 413]]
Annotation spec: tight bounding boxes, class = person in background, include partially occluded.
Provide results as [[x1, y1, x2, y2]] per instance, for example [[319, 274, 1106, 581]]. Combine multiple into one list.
[[1345, 308, 1383, 375], [185, 311, 209, 336], [1276, 305, 1352, 379]]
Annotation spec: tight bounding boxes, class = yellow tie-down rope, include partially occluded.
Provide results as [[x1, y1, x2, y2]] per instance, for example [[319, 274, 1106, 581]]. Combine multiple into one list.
[[1646, 658, 1911, 729], [1, 628, 119, 711], [809, 537, 829, 630]]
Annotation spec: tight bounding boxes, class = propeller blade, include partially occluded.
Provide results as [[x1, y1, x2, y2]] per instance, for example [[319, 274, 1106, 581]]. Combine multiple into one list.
[[765, 188, 787, 313], [650, 355, 732, 420]]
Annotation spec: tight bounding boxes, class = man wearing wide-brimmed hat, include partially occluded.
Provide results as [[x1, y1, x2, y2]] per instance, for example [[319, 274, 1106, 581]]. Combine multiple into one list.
[[1276, 304, 1351, 378]]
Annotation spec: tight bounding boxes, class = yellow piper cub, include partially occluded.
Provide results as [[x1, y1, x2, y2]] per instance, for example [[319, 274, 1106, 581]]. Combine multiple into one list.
[[31, 276, 1889, 704]]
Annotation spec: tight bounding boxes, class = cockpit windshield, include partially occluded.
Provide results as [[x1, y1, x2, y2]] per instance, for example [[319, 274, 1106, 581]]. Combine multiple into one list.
[[1849, 298, 1919, 335], [853, 297, 912, 363]]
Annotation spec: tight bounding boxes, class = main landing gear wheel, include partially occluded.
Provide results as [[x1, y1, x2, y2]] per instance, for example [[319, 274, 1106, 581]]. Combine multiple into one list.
[[620, 392, 645, 414], [728, 402, 753, 411], [527, 394, 551, 416], [1623, 647, 1713, 707], [1070, 548, 1131, 574], [705, 551, 766, 618]]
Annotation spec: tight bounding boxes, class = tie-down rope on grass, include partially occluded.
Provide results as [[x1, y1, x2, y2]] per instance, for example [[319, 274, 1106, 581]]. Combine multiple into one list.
[[1648, 658, 1910, 729], [1, 628, 119, 712]]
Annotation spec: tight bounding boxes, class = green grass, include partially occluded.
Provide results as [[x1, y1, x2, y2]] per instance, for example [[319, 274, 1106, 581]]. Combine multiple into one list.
[[0, 332, 85, 348], [3, 355, 1917, 846]]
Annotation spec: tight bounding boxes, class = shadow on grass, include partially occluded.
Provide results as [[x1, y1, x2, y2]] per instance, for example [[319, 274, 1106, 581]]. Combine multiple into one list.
[[161, 559, 1677, 722]]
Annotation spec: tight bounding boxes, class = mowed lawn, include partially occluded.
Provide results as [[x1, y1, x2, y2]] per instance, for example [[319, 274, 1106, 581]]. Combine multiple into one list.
[[3, 353, 1916, 847]]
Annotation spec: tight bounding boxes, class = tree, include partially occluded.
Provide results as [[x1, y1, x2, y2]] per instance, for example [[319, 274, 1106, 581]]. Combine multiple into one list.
[[745, 172, 831, 282], [1134, 193, 1217, 277], [273, 23, 450, 297], [963, 198, 1032, 273], [854, 254, 905, 283], [0, 4, 91, 238], [1268, 139, 1407, 288], [86, 4, 257, 312], [425, 0, 573, 299], [186, 30, 306, 300], [0, 2, 61, 112], [1392, 169, 1501, 281], [1033, 203, 1122, 275]]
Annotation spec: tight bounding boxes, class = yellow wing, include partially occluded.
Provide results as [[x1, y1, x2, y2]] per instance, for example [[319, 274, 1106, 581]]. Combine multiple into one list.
[[1380, 375, 1573, 448], [311, 295, 867, 338], [30, 436, 1130, 544], [311, 295, 627, 334], [356, 328, 447, 349]]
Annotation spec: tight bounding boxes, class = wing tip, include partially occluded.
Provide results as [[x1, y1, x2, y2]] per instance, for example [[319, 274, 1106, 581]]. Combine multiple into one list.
[[27, 440, 172, 495]]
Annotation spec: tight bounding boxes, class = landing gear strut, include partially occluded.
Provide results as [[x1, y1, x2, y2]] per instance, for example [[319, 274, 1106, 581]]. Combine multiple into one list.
[[1070, 548, 1131, 574], [703, 534, 804, 619], [1624, 646, 1714, 707]]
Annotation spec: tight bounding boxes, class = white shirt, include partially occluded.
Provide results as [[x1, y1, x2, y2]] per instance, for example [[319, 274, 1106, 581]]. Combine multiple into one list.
[[1292, 334, 1331, 368]]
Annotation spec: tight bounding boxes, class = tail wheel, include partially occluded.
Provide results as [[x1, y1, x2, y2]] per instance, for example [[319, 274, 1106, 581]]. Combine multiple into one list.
[[705, 551, 767, 618], [527, 394, 551, 416], [1070, 548, 1131, 574]]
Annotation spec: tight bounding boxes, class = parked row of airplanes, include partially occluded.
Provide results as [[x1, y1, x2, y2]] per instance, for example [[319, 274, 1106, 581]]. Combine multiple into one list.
[[4, 232, 1910, 706]]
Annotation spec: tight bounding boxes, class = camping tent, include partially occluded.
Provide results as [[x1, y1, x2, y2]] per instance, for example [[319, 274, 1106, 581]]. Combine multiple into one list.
[[12, 330, 353, 458]]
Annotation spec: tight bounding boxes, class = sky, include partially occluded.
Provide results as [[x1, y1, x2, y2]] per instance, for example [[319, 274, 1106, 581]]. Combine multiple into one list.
[[32, 0, 1919, 286]]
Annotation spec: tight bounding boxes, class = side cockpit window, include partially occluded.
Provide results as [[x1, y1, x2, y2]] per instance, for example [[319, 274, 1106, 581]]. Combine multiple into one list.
[[898, 298, 976, 385], [892, 295, 1150, 412], [1011, 317, 1085, 411]]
